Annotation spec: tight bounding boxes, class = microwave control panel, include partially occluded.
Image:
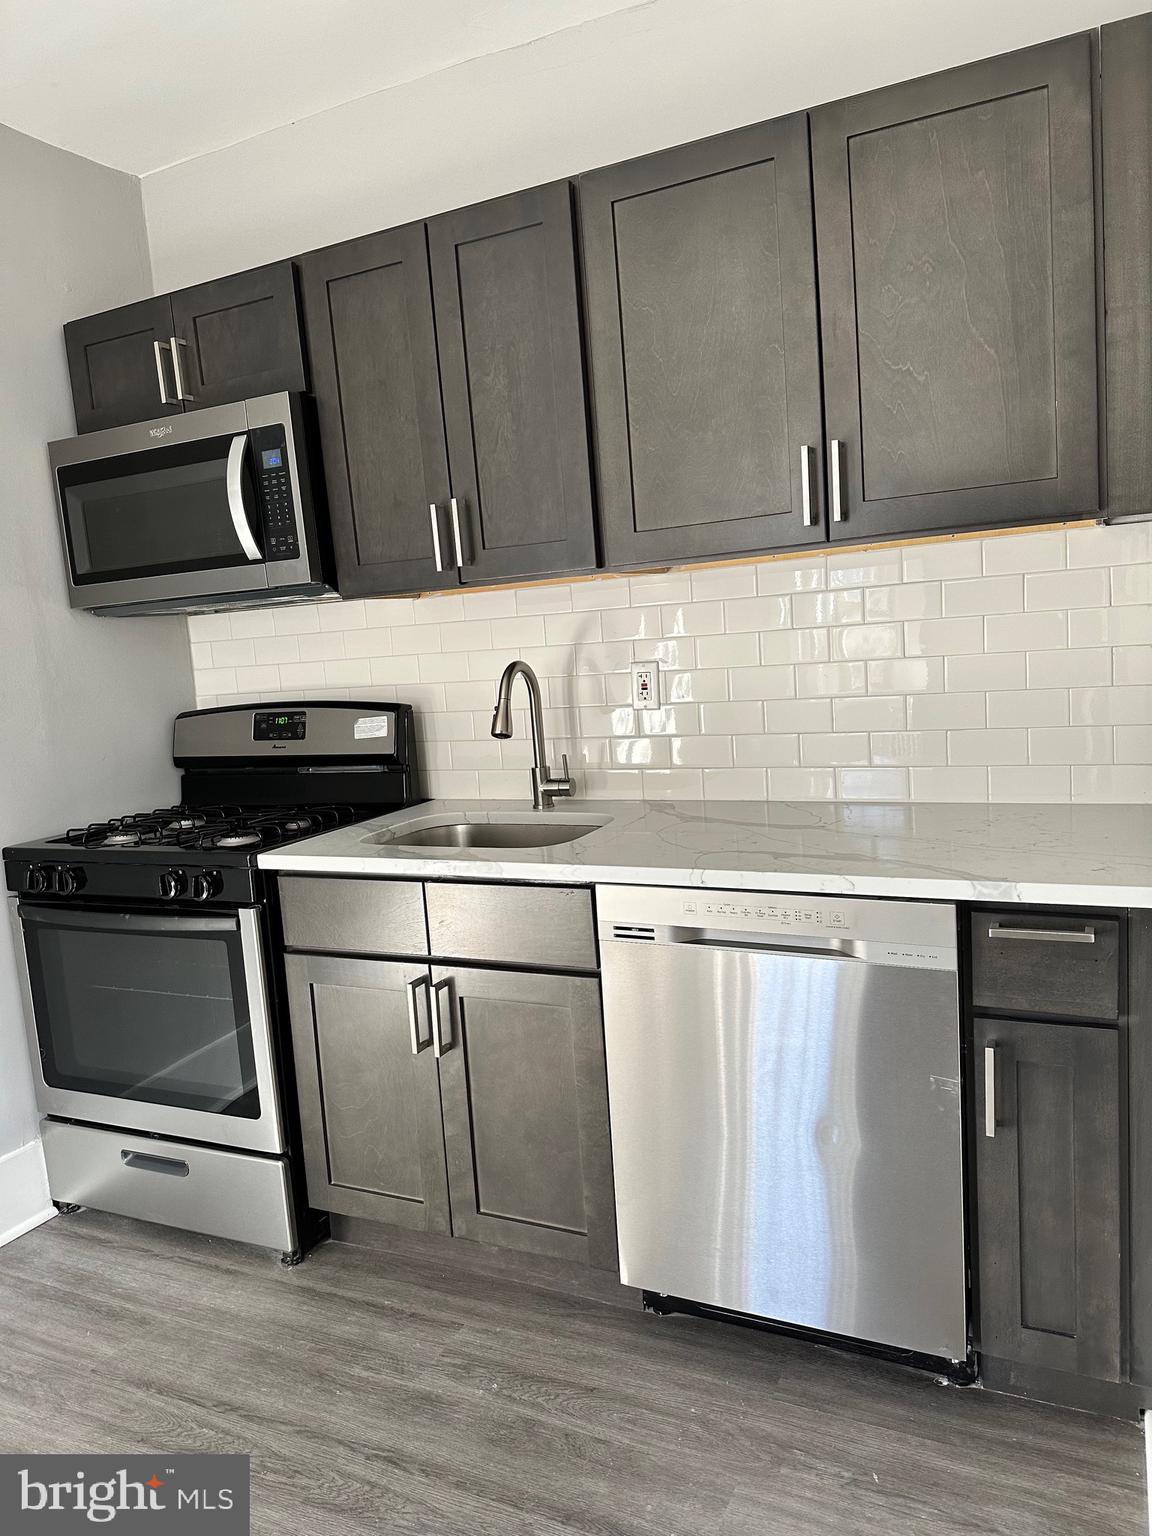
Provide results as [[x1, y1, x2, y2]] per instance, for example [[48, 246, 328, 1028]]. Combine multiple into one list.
[[251, 426, 299, 561]]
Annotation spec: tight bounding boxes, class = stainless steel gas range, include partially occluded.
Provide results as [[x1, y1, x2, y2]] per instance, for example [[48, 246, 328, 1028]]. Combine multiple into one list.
[[3, 701, 421, 1261]]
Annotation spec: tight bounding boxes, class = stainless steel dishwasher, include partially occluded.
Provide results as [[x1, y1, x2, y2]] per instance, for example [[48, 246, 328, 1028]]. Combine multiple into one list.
[[598, 885, 967, 1364]]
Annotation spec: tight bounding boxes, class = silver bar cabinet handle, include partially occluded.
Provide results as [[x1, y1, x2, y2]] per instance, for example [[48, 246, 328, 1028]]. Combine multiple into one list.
[[830, 439, 845, 522], [432, 978, 454, 1058], [984, 1045, 997, 1138], [987, 925, 1096, 945], [153, 339, 173, 406], [449, 496, 468, 568], [800, 444, 814, 527], [406, 975, 432, 1055], [428, 504, 447, 573], [169, 335, 194, 401]]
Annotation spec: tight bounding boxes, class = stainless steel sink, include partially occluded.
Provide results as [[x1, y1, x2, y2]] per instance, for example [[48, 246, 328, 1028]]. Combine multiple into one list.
[[383, 820, 603, 850]]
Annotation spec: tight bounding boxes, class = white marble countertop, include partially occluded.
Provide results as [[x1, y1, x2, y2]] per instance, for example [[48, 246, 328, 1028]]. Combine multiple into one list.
[[257, 798, 1152, 907]]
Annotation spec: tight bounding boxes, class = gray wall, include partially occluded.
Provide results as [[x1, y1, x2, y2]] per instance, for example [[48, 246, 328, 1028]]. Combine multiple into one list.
[[0, 126, 194, 1206], [141, 0, 1142, 289]]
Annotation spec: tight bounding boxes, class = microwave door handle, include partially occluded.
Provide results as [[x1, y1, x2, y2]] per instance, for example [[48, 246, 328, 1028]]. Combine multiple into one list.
[[226, 434, 263, 562]]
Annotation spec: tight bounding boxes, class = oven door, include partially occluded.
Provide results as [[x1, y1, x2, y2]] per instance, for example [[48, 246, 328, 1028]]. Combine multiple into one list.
[[49, 401, 270, 610], [15, 904, 284, 1155]]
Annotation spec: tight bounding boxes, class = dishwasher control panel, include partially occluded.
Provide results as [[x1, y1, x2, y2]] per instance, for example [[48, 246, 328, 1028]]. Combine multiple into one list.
[[596, 882, 958, 964]]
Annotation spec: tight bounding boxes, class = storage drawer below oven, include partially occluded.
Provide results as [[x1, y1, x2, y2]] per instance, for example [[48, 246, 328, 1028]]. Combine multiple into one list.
[[41, 1121, 296, 1253]]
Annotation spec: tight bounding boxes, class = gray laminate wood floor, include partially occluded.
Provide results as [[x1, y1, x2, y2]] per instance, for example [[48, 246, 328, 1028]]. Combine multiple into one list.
[[0, 1210, 1144, 1535]]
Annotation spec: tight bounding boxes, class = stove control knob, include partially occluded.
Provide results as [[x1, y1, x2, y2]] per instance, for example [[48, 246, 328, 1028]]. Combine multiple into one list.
[[191, 870, 223, 903], [25, 865, 48, 895], [55, 867, 85, 897], [159, 869, 187, 901]]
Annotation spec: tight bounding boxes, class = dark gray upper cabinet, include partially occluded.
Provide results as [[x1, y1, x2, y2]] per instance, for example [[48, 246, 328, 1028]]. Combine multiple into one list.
[[974, 1015, 1121, 1383], [285, 953, 451, 1232], [64, 261, 306, 434], [1101, 14, 1152, 518], [580, 117, 825, 567], [811, 35, 1099, 541], [64, 296, 184, 434], [428, 182, 598, 583], [433, 963, 617, 1269], [298, 225, 455, 596], [167, 261, 306, 410]]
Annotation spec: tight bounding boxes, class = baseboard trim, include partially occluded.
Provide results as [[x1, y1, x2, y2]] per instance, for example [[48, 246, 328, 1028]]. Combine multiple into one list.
[[0, 1139, 54, 1248]]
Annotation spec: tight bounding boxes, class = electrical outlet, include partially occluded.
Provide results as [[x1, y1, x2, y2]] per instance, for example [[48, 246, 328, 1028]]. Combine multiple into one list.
[[631, 660, 660, 710]]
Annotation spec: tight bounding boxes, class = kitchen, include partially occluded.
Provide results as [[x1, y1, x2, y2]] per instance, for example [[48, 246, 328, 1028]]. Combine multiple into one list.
[[1, 0, 1151, 1530]]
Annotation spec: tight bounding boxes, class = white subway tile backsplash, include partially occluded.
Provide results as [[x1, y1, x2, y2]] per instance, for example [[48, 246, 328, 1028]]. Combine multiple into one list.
[[904, 617, 983, 657], [907, 691, 986, 730], [833, 694, 905, 731], [988, 766, 1072, 802], [800, 733, 870, 767], [908, 766, 989, 801], [901, 541, 982, 581], [947, 728, 1028, 766], [984, 610, 1068, 653], [1027, 726, 1113, 765], [836, 768, 909, 800], [831, 623, 902, 661], [941, 574, 1022, 617], [1025, 568, 1109, 610], [187, 525, 1152, 804], [1026, 647, 1112, 689], [793, 589, 862, 627], [987, 689, 1068, 729], [982, 530, 1066, 575]]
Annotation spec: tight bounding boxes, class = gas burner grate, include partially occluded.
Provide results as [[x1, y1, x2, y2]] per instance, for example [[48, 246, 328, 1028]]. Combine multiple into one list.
[[59, 802, 362, 853]]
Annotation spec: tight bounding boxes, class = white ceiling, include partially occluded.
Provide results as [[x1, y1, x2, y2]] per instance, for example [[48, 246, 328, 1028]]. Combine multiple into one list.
[[0, 0, 646, 175]]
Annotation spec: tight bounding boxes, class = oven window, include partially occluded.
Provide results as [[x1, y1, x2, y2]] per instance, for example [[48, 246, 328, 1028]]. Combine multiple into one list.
[[23, 914, 260, 1118], [58, 433, 261, 585]]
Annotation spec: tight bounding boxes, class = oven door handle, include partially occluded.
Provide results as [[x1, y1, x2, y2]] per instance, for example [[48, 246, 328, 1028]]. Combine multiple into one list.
[[18, 905, 240, 936], [226, 434, 263, 562]]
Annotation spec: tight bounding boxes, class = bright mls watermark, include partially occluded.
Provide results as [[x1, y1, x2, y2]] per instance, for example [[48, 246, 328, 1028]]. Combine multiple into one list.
[[0, 1455, 249, 1532]]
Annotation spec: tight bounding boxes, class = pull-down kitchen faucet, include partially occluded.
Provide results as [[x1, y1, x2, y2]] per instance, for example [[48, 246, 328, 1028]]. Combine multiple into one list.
[[491, 659, 574, 811]]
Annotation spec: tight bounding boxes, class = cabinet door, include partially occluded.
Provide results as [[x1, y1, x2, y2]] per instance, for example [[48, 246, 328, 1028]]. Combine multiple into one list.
[[974, 1017, 1121, 1381], [586, 118, 829, 565], [1101, 14, 1152, 518], [580, 117, 825, 566], [285, 954, 449, 1231], [299, 226, 454, 595], [64, 296, 180, 433], [812, 35, 1098, 540], [428, 182, 598, 583], [432, 965, 617, 1268], [170, 260, 307, 410]]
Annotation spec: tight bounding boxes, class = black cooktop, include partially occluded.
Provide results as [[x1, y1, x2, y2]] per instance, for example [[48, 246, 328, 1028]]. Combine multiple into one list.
[[56, 802, 362, 853]]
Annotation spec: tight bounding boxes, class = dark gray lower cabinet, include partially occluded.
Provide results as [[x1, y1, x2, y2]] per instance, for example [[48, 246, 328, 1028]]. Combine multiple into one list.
[[974, 1017, 1122, 1382], [286, 954, 450, 1232], [286, 948, 617, 1269], [432, 965, 617, 1268]]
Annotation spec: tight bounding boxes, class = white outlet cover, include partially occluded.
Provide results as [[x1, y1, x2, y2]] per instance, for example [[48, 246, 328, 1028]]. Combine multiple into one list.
[[631, 660, 660, 710]]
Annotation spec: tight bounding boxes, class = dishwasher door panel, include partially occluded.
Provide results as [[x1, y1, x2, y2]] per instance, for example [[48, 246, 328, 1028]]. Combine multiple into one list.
[[601, 939, 966, 1360]]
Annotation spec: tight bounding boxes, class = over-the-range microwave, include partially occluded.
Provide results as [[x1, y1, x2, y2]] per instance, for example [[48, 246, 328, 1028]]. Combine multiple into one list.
[[48, 391, 335, 615]]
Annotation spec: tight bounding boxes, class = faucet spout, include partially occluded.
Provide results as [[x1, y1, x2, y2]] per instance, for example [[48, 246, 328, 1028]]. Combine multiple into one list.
[[491, 659, 574, 810]]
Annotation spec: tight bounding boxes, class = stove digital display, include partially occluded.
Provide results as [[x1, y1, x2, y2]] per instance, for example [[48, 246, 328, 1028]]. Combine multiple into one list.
[[253, 710, 306, 742]]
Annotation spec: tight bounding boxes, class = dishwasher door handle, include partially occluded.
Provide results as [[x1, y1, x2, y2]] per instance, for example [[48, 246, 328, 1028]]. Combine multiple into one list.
[[607, 925, 868, 960]]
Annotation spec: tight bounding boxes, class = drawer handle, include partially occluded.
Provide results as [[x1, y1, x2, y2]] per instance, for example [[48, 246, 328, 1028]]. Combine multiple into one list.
[[121, 1150, 190, 1178], [984, 1044, 997, 1138], [987, 925, 1096, 945]]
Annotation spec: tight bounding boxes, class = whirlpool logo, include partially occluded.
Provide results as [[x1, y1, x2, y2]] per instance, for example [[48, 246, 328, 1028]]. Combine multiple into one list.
[[1, 1455, 249, 1532]]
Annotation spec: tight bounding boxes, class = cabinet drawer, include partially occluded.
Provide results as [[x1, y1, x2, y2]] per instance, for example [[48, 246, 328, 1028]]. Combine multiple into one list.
[[426, 883, 596, 970], [41, 1121, 295, 1252], [970, 912, 1121, 1021], [279, 876, 427, 956]]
